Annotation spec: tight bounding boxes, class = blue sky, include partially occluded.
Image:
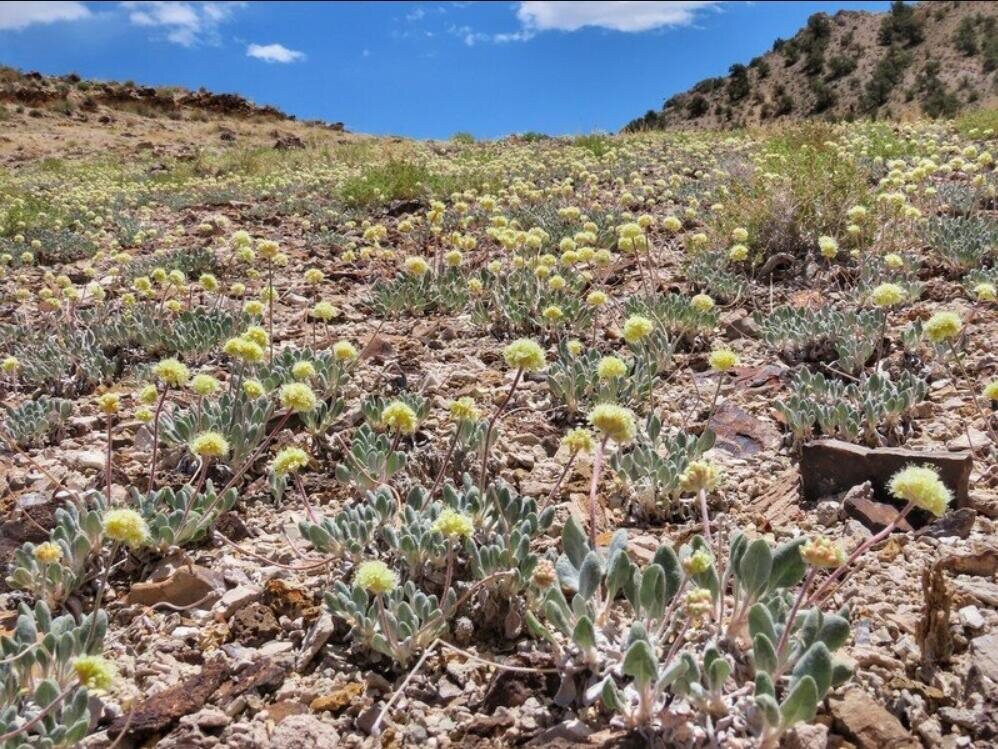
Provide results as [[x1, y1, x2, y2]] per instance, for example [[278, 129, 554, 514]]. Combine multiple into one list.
[[0, 1, 893, 139]]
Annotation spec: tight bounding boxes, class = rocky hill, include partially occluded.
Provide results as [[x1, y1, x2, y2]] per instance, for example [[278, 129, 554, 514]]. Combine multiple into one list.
[[0, 67, 349, 165], [626, 0, 998, 131]]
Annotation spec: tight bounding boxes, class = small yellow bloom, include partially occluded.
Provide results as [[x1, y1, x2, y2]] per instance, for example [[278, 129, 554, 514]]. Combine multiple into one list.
[[685, 588, 713, 621], [73, 655, 116, 691], [404, 256, 430, 276], [597, 355, 628, 381], [622, 315, 653, 344], [973, 282, 996, 302], [433, 508, 475, 538], [153, 358, 190, 388], [984, 380, 998, 401], [449, 397, 480, 422], [889, 465, 952, 517], [503, 339, 546, 372], [381, 400, 418, 434], [680, 460, 720, 493], [333, 340, 358, 361], [728, 244, 748, 262], [1, 356, 19, 374], [562, 427, 595, 454], [189, 431, 230, 459], [923, 311, 962, 343], [272, 446, 309, 476], [190, 374, 220, 397], [818, 235, 839, 259], [588, 403, 637, 443], [243, 379, 266, 399], [102, 508, 149, 547], [871, 283, 906, 307], [312, 301, 338, 321], [586, 290, 608, 307], [691, 294, 714, 313], [800, 536, 845, 568], [96, 392, 120, 415], [354, 560, 398, 594], [33, 541, 63, 565], [682, 550, 712, 575], [709, 349, 739, 372], [292, 361, 316, 381], [279, 383, 318, 413]]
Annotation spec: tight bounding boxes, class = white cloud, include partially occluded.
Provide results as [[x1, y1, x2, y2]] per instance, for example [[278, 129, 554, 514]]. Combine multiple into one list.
[[0, 1, 91, 31], [247, 42, 305, 63], [516, 1, 718, 33], [121, 1, 242, 46], [406, 7, 426, 22]]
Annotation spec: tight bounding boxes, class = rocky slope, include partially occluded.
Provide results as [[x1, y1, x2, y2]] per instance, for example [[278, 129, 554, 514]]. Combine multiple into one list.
[[627, 0, 998, 131]]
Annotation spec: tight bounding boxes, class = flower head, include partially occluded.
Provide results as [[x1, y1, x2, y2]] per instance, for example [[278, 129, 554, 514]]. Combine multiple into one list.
[[73, 655, 116, 691], [597, 355, 628, 381], [102, 508, 149, 547], [924, 311, 962, 343], [449, 397, 480, 423], [33, 541, 63, 565], [690, 293, 715, 313], [622, 315, 654, 344], [1, 356, 19, 374], [190, 374, 220, 397], [243, 379, 265, 399], [680, 460, 720, 493], [189, 431, 230, 459], [381, 400, 418, 434], [333, 340, 358, 362], [312, 301, 338, 321], [404, 256, 430, 276], [871, 283, 906, 307], [984, 380, 998, 401], [96, 392, 120, 415], [709, 349, 739, 372], [531, 559, 557, 589], [433, 508, 475, 538], [818, 235, 839, 259], [503, 339, 546, 372], [243, 326, 269, 348], [586, 290, 609, 308], [562, 427, 595, 454], [153, 358, 190, 388], [354, 560, 398, 595], [588, 403, 637, 443], [279, 383, 317, 414], [272, 446, 309, 476], [800, 536, 846, 568], [683, 550, 713, 576], [888, 465, 952, 517], [292, 361, 316, 381], [685, 588, 713, 621], [973, 282, 996, 302], [728, 244, 748, 262]]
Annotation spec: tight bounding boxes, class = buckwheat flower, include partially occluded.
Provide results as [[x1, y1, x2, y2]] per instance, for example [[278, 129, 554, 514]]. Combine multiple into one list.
[[331, 341, 357, 363], [984, 380, 998, 401], [663, 215, 682, 233], [243, 326, 269, 348], [230, 282, 246, 297], [280, 383, 317, 414], [135, 407, 153, 423], [731, 227, 749, 243], [272, 446, 309, 476], [588, 403, 637, 443], [871, 283, 907, 307], [312, 301, 338, 321], [680, 460, 720, 493], [586, 290, 608, 308], [728, 244, 748, 262], [889, 465, 952, 517], [683, 550, 712, 575], [190, 374, 220, 397], [818, 235, 839, 259], [73, 655, 116, 691], [691, 293, 715, 313], [292, 361, 316, 381], [433, 508, 475, 538], [164, 299, 183, 315], [531, 559, 557, 589], [154, 358, 190, 388], [503, 339, 546, 372], [96, 392, 120, 415], [567, 339, 583, 356], [800, 536, 845, 568], [542, 305, 564, 323], [404, 256, 430, 276], [33, 541, 63, 564], [381, 401, 418, 434], [487, 260, 502, 275], [685, 588, 713, 621], [354, 560, 397, 595], [923, 311, 962, 343], [258, 240, 280, 261], [622, 315, 653, 344], [1, 355, 18, 374], [468, 278, 484, 295], [974, 282, 996, 302], [102, 508, 149, 547], [198, 273, 219, 292], [189, 431, 230, 459], [243, 379, 265, 399], [562, 427, 595, 454], [846, 205, 867, 222], [709, 349, 739, 372], [548, 274, 567, 291], [884, 253, 904, 269], [243, 300, 265, 317], [168, 270, 186, 287], [449, 397, 480, 422], [304, 268, 324, 284], [597, 355, 628, 381], [444, 250, 463, 268]]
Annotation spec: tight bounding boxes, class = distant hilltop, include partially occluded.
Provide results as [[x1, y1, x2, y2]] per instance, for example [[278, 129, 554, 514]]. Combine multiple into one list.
[[626, 1, 998, 131]]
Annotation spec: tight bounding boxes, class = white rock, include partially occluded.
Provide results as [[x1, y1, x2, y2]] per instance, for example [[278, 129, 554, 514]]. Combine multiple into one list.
[[958, 605, 985, 630]]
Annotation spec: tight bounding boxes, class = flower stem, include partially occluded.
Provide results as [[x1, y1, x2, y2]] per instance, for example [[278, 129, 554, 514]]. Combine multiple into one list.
[[148, 387, 170, 492], [478, 367, 523, 493], [588, 434, 609, 548]]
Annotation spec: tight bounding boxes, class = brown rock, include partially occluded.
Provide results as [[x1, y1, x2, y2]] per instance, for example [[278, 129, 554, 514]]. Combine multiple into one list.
[[126, 566, 222, 609], [830, 689, 919, 749], [309, 682, 364, 714], [265, 700, 308, 724], [940, 547, 998, 577], [801, 439, 972, 508], [230, 602, 280, 647], [844, 492, 913, 533], [971, 633, 998, 683], [707, 402, 780, 457], [916, 507, 976, 539], [213, 658, 287, 704], [109, 657, 229, 738]]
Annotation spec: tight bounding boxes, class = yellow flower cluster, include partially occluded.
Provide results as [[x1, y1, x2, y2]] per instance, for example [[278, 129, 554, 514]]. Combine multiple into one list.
[[709, 349, 739, 372], [682, 550, 713, 575], [272, 446, 309, 476], [680, 460, 720, 493], [588, 403, 637, 443], [433, 508, 475, 538], [888, 465, 951, 517], [153, 358, 190, 387], [279, 383, 318, 413], [622, 315, 653, 344], [354, 560, 398, 594], [503, 338, 546, 372], [562, 427, 595, 454], [189, 431, 229, 459], [381, 400, 418, 434], [102, 508, 149, 547], [800, 536, 845, 568], [73, 655, 116, 691], [870, 283, 906, 307], [597, 355, 627, 381], [449, 397, 480, 422], [923, 311, 962, 343]]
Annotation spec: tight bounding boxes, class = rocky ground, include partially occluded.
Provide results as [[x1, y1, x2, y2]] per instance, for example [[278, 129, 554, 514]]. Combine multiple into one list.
[[0, 109, 996, 748]]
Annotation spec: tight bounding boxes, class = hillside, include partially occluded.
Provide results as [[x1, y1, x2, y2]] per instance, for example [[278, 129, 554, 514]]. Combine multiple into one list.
[[627, 0, 998, 131], [0, 67, 349, 166]]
